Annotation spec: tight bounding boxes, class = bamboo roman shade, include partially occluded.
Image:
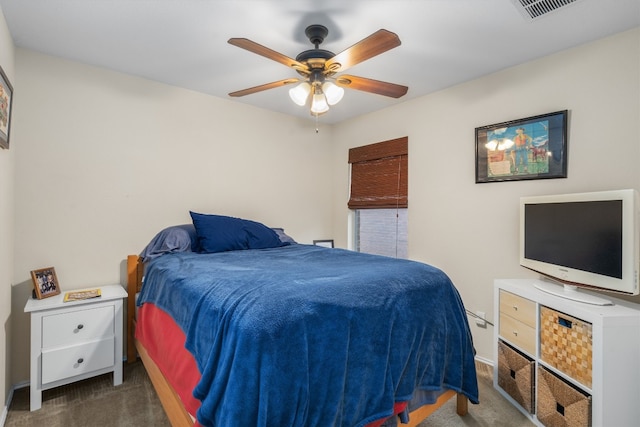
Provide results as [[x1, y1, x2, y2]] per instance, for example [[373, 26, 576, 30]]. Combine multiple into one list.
[[348, 137, 408, 209]]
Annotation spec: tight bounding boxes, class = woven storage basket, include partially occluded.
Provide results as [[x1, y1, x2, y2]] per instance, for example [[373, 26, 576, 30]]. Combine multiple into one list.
[[498, 340, 535, 413], [540, 306, 592, 388], [537, 366, 591, 427]]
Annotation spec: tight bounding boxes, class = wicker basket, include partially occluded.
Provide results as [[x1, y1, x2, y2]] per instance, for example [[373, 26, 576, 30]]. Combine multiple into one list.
[[498, 340, 535, 413], [540, 306, 593, 388], [537, 366, 591, 427]]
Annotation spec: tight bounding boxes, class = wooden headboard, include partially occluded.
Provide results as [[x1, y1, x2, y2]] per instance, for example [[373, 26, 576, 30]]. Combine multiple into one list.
[[126, 254, 144, 363]]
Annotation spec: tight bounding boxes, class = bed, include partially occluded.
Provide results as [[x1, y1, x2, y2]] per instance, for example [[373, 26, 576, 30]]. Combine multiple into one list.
[[126, 214, 479, 427]]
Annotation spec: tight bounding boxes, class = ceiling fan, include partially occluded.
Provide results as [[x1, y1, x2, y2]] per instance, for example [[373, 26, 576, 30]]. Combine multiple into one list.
[[228, 25, 408, 116]]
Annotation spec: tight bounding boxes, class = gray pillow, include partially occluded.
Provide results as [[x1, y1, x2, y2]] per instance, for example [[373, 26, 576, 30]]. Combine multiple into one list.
[[139, 224, 198, 262], [272, 228, 296, 245]]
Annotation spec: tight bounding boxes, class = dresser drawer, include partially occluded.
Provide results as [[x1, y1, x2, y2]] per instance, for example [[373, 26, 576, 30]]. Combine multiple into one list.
[[498, 340, 535, 414], [41, 337, 115, 384], [42, 306, 114, 348], [499, 290, 536, 328], [499, 312, 536, 355]]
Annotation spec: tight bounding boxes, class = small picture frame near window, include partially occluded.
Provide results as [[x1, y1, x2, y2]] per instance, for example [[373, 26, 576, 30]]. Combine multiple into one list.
[[313, 239, 334, 248], [30, 267, 61, 299]]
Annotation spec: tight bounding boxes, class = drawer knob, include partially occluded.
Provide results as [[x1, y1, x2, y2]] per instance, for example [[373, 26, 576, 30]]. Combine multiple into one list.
[[77, 324, 84, 330], [512, 305, 518, 311], [77, 358, 84, 364], [512, 331, 518, 336]]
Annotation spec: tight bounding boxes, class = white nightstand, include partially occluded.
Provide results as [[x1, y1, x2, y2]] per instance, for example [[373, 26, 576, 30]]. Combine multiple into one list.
[[24, 284, 127, 411]]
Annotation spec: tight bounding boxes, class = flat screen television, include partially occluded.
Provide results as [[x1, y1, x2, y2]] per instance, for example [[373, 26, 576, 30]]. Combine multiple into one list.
[[520, 189, 639, 305]]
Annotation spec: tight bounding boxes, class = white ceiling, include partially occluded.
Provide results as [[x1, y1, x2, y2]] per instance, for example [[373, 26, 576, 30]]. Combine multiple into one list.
[[1, 0, 639, 124]]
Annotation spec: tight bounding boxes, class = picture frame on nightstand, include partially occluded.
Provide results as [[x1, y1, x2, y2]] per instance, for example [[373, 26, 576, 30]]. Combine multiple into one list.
[[30, 267, 61, 299]]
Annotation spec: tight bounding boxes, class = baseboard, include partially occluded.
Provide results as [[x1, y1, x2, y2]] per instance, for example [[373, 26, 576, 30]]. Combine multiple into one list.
[[1, 380, 29, 427], [0, 387, 12, 427], [475, 354, 493, 367], [10, 381, 29, 391]]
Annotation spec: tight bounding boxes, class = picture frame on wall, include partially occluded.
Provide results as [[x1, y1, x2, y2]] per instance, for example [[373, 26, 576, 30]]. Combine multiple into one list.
[[30, 267, 61, 299], [475, 110, 568, 183], [0, 65, 13, 150]]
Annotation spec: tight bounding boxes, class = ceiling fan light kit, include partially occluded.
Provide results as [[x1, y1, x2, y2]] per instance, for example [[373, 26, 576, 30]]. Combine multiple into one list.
[[228, 24, 408, 119], [322, 82, 344, 105], [311, 88, 330, 115], [288, 80, 343, 114], [289, 82, 311, 106]]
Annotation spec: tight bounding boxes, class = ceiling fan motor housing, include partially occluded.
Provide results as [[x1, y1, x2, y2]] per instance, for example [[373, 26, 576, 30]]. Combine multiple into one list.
[[296, 24, 335, 75], [305, 24, 328, 46]]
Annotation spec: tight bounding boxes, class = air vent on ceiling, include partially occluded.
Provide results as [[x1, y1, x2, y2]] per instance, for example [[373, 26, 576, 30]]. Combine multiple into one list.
[[511, 0, 582, 20]]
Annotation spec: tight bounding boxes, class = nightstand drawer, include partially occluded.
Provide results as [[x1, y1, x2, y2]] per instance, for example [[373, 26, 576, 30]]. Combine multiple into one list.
[[42, 306, 114, 348], [499, 312, 536, 355], [41, 337, 115, 384], [499, 290, 536, 328]]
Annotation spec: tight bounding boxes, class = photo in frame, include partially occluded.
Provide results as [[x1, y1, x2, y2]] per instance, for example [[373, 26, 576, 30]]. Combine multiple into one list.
[[30, 267, 61, 299], [0, 65, 13, 150], [313, 239, 334, 248], [475, 110, 568, 183]]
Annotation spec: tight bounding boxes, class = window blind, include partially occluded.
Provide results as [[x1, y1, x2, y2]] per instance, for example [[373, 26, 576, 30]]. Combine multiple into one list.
[[348, 137, 408, 209]]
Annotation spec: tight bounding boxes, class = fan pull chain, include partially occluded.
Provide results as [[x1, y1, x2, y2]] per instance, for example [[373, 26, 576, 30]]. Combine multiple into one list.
[[315, 113, 319, 133]]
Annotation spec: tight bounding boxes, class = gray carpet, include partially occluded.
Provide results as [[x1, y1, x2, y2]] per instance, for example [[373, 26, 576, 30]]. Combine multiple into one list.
[[416, 362, 534, 427], [6, 361, 533, 426], [6, 361, 170, 427]]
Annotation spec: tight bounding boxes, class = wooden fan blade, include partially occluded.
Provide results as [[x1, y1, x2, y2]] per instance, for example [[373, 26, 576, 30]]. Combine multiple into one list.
[[335, 75, 408, 98], [228, 38, 309, 73], [229, 78, 300, 97], [324, 29, 401, 74]]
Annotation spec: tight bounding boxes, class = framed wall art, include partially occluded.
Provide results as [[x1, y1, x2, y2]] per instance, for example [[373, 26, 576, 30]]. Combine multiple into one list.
[[475, 110, 568, 183], [0, 65, 13, 150], [30, 267, 61, 299]]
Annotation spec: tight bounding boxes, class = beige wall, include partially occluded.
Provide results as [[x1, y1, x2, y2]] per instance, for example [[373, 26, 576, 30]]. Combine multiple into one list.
[[0, 5, 15, 419], [6, 23, 639, 387], [331, 28, 640, 361], [10, 50, 335, 383]]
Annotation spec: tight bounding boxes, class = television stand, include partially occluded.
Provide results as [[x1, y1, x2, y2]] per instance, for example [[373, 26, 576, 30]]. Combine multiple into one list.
[[533, 280, 613, 306], [494, 279, 640, 427]]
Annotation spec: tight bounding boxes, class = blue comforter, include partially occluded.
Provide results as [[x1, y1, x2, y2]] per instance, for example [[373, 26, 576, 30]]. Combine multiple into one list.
[[137, 244, 478, 427]]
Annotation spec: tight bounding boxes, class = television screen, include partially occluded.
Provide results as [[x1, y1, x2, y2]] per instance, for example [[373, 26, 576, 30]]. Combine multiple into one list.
[[524, 200, 623, 279]]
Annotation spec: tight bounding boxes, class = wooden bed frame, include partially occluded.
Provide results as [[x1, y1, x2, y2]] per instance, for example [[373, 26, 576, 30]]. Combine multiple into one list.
[[126, 254, 469, 426]]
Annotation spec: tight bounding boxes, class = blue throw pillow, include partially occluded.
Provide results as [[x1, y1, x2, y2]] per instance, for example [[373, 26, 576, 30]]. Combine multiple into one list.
[[190, 212, 283, 253]]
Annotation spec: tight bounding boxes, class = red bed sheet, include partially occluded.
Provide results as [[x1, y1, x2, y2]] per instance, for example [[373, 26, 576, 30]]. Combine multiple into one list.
[[136, 303, 202, 422]]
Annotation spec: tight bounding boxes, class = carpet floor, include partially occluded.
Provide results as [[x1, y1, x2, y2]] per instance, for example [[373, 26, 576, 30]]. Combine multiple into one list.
[[6, 360, 533, 426], [415, 361, 534, 427], [6, 361, 170, 427]]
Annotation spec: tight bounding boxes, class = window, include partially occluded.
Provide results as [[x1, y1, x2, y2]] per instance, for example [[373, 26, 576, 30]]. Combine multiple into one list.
[[355, 208, 408, 258], [348, 137, 408, 258]]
